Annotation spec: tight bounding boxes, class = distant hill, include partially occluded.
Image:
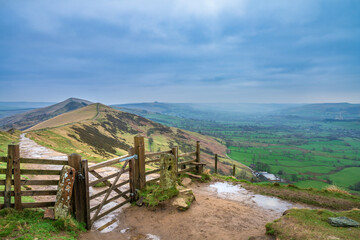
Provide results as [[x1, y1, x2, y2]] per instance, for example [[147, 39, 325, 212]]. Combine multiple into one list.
[[0, 98, 92, 130], [27, 103, 241, 175], [278, 103, 360, 119], [112, 102, 300, 121], [0, 101, 55, 119]]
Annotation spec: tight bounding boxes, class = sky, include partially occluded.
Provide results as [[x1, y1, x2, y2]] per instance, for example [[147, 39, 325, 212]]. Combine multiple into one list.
[[0, 0, 359, 104]]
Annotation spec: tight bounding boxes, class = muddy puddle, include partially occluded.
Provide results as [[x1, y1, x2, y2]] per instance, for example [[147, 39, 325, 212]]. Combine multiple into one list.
[[205, 181, 302, 213]]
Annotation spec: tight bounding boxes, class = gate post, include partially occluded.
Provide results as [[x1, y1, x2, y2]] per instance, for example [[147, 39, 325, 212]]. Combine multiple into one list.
[[134, 136, 145, 190], [128, 147, 136, 202], [68, 153, 82, 222], [80, 159, 90, 230], [5, 145, 15, 208], [195, 141, 201, 174]]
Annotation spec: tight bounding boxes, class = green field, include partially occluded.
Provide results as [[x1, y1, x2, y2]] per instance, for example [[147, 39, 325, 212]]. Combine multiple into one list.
[[132, 111, 360, 194]]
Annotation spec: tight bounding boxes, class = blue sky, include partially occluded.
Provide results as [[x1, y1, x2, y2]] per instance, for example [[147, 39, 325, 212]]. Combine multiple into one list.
[[0, 0, 359, 104]]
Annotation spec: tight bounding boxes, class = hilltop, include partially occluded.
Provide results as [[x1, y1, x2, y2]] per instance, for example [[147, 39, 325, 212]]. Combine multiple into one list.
[[26, 103, 242, 175], [0, 98, 92, 130]]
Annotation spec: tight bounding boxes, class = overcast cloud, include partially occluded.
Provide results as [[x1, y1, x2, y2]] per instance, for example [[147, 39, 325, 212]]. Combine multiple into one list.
[[0, 0, 359, 103]]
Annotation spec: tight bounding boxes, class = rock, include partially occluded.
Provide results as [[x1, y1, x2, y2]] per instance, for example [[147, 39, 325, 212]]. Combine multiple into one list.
[[328, 216, 360, 227], [136, 196, 144, 206], [43, 208, 55, 220], [173, 197, 189, 211], [54, 165, 76, 220], [181, 177, 192, 186], [159, 154, 177, 190]]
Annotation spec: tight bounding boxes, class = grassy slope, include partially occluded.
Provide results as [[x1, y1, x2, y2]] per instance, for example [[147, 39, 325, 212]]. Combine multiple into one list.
[[26, 104, 245, 176], [266, 209, 360, 240], [0, 208, 85, 239]]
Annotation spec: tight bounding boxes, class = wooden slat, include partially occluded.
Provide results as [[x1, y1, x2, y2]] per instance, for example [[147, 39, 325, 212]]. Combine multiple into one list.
[[177, 167, 196, 174], [92, 199, 130, 223], [178, 151, 196, 158], [145, 158, 161, 164], [89, 180, 129, 200], [13, 145, 21, 210], [20, 158, 68, 165], [0, 179, 59, 186], [22, 202, 55, 208], [90, 189, 130, 212], [0, 190, 57, 196], [5, 147, 13, 208], [89, 169, 129, 187], [178, 159, 196, 166], [20, 169, 61, 175], [88, 155, 130, 171], [145, 168, 160, 176], [0, 156, 6, 163], [145, 150, 172, 158]]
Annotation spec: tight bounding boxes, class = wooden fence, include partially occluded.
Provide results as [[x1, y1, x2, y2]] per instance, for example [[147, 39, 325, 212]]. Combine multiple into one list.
[[0, 136, 203, 230]]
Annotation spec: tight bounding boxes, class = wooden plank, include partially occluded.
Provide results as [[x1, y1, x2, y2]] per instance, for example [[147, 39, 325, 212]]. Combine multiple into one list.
[[144, 158, 161, 164], [89, 180, 129, 200], [20, 158, 68, 165], [177, 167, 196, 174], [81, 159, 91, 230], [185, 172, 202, 179], [89, 169, 129, 199], [0, 156, 7, 163], [88, 155, 130, 171], [89, 189, 130, 213], [178, 151, 196, 158], [0, 179, 59, 186], [0, 190, 57, 196], [89, 169, 129, 187], [145, 168, 160, 176], [22, 202, 55, 208], [134, 136, 145, 190], [20, 169, 61, 175], [145, 150, 172, 158], [178, 159, 196, 166], [91, 199, 130, 223], [12, 145, 21, 210], [5, 146, 13, 208]]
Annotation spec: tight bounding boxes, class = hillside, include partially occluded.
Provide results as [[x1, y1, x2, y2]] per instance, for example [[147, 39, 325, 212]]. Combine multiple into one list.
[[0, 98, 93, 131], [278, 103, 360, 119], [26, 103, 240, 175], [0, 101, 54, 119]]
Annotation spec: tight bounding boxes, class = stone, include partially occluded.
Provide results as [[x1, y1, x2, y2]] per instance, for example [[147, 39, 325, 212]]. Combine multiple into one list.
[[159, 153, 177, 190], [172, 186, 195, 211], [43, 208, 55, 220], [54, 165, 76, 220], [181, 177, 192, 186], [173, 197, 189, 211], [328, 216, 360, 227]]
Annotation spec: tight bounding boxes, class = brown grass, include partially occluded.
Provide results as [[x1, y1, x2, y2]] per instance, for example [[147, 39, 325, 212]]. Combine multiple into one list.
[[324, 185, 351, 196]]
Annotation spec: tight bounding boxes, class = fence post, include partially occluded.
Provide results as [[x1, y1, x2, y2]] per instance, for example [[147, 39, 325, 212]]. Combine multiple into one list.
[[233, 164, 236, 177], [215, 154, 218, 174], [128, 147, 136, 202], [195, 141, 201, 174], [68, 153, 82, 222], [4, 145, 14, 208], [80, 159, 90, 230], [11, 145, 21, 210], [134, 136, 145, 190], [172, 147, 178, 174]]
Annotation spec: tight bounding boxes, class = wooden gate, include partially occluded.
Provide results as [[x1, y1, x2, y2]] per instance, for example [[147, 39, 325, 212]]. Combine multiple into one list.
[[85, 151, 137, 228]]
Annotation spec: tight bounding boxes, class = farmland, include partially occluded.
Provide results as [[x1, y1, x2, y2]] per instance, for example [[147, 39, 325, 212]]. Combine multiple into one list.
[[121, 108, 360, 194]]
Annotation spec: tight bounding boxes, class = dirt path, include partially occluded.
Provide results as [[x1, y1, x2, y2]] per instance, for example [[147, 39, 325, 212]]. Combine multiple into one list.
[[20, 135, 308, 239], [81, 181, 309, 240]]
